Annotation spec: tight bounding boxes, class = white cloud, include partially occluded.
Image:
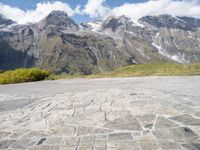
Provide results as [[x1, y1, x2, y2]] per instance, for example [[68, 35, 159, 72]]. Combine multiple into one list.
[[112, 0, 200, 19], [83, 0, 200, 20], [0, 0, 200, 24], [83, 0, 112, 18], [0, 1, 79, 24]]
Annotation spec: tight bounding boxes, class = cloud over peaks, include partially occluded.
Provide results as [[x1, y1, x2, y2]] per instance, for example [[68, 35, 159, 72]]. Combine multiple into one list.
[[0, 0, 200, 24], [0, 1, 79, 24], [111, 0, 200, 19], [83, 0, 111, 17], [83, 0, 200, 20]]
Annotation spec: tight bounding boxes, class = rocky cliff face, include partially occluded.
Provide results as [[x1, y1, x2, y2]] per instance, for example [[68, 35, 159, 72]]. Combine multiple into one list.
[[84, 15, 200, 64], [0, 14, 15, 28], [139, 15, 200, 63], [0, 11, 200, 74]]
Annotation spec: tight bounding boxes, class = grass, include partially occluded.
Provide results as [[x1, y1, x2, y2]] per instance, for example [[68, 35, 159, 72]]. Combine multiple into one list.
[[0, 68, 51, 84], [1, 63, 200, 84], [53, 63, 200, 80], [87, 63, 200, 78]]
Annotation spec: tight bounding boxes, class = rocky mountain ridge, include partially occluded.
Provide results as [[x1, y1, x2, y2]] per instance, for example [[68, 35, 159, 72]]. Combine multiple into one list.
[[0, 11, 200, 74], [0, 14, 15, 28]]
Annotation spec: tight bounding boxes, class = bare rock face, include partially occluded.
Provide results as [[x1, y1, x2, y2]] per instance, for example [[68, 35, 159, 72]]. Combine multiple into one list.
[[0, 14, 15, 28], [37, 10, 79, 32], [0, 11, 200, 73], [83, 14, 200, 64], [139, 15, 200, 63], [140, 15, 195, 31]]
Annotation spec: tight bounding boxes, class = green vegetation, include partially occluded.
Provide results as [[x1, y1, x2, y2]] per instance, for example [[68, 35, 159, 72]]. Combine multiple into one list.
[[53, 63, 200, 80], [0, 68, 51, 84], [1, 63, 200, 84], [87, 63, 200, 78]]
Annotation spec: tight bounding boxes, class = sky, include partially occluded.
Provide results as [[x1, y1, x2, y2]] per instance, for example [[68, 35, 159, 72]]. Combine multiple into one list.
[[0, 0, 200, 24]]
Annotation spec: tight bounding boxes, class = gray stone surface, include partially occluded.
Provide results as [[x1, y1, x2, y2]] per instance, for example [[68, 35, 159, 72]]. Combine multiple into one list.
[[170, 114, 200, 126], [0, 76, 200, 149], [155, 116, 178, 129]]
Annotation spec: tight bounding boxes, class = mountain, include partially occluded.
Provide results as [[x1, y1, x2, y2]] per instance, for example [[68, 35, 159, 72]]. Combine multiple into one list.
[[37, 10, 79, 32], [0, 14, 15, 28], [139, 15, 200, 63], [83, 14, 200, 63], [139, 15, 200, 31], [0, 11, 200, 74]]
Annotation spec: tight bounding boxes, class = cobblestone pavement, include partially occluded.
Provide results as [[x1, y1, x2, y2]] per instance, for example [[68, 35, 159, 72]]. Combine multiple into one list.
[[0, 77, 200, 150]]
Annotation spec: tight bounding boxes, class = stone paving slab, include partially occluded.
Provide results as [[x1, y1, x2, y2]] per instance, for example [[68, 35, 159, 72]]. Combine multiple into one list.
[[0, 77, 200, 150]]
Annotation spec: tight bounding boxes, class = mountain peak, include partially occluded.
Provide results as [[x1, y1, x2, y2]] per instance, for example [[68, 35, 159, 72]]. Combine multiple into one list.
[[103, 15, 130, 22], [45, 10, 70, 23], [101, 15, 134, 32], [139, 14, 200, 30], [81, 15, 143, 33], [37, 10, 79, 32], [0, 14, 15, 27], [48, 10, 69, 17]]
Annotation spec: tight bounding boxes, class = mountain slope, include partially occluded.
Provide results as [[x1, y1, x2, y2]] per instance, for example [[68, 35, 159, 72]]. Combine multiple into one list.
[[0, 14, 15, 28], [85, 14, 200, 63], [139, 15, 200, 63], [0, 11, 200, 74]]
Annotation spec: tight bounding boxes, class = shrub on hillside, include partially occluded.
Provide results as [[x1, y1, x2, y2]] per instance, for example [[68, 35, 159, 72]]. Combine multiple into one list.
[[0, 68, 51, 84]]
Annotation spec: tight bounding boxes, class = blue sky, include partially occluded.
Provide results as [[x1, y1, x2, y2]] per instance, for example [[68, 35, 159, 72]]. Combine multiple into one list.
[[0, 0, 148, 22], [0, 0, 147, 10], [0, 0, 200, 24]]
